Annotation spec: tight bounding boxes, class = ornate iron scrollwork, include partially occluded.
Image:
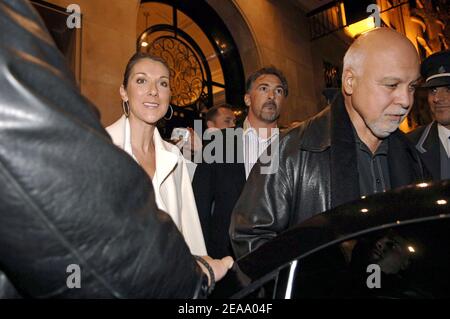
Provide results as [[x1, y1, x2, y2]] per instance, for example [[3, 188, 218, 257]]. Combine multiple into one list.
[[148, 36, 205, 108], [323, 61, 339, 88]]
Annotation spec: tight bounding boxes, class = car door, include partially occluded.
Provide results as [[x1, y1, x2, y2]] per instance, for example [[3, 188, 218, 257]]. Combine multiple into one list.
[[230, 217, 450, 299]]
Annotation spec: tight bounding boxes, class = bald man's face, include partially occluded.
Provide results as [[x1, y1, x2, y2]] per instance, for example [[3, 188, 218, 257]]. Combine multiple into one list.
[[345, 37, 420, 139]]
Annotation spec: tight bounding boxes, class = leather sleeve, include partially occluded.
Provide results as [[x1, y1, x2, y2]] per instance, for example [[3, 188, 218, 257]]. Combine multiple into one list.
[[229, 135, 294, 259], [0, 0, 205, 298]]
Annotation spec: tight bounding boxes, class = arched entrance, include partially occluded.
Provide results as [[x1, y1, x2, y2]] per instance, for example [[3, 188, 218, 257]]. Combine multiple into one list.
[[138, 0, 246, 135]]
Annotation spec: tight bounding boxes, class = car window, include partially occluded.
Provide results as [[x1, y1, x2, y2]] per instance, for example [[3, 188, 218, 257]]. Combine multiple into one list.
[[283, 218, 450, 298]]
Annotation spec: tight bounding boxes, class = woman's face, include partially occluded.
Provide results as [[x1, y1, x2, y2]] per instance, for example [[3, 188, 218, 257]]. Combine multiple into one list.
[[120, 58, 170, 125]]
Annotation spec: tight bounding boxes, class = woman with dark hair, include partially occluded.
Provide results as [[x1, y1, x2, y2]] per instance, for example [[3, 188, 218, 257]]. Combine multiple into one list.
[[106, 52, 207, 256]]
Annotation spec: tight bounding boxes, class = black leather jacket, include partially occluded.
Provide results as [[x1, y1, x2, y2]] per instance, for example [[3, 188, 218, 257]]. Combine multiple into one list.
[[408, 121, 441, 181], [0, 0, 206, 298], [230, 94, 428, 258]]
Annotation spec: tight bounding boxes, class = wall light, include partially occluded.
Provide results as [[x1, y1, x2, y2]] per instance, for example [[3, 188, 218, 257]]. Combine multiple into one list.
[[345, 16, 376, 38], [341, 2, 376, 38]]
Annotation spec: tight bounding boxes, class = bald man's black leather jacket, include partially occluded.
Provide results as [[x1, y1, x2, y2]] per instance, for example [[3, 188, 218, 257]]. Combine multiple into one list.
[[230, 94, 429, 258], [0, 0, 205, 298]]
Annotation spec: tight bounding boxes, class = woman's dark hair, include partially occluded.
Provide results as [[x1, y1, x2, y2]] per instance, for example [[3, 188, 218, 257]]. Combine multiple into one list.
[[122, 52, 170, 88]]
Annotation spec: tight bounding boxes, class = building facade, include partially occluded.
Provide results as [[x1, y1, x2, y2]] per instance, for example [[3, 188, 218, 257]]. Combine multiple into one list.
[[32, 0, 448, 131]]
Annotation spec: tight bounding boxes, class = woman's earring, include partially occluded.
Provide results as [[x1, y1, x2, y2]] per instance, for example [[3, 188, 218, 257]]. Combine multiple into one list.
[[164, 104, 174, 121], [122, 100, 130, 117]]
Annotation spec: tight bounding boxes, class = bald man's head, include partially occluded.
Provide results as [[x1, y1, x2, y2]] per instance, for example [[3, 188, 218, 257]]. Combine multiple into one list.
[[342, 28, 419, 82], [342, 28, 420, 143]]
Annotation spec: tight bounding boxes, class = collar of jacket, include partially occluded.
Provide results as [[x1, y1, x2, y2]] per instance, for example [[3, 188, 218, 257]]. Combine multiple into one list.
[[243, 116, 279, 141], [387, 127, 425, 188], [298, 93, 350, 152], [412, 121, 439, 180], [416, 121, 437, 153], [297, 93, 414, 153], [113, 115, 179, 185], [296, 92, 423, 206]]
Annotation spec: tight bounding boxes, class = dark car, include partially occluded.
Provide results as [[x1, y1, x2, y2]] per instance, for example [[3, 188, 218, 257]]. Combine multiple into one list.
[[215, 180, 450, 299]]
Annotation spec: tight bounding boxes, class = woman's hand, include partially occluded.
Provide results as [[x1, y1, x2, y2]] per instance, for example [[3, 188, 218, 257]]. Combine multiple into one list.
[[186, 127, 202, 153], [196, 255, 234, 285]]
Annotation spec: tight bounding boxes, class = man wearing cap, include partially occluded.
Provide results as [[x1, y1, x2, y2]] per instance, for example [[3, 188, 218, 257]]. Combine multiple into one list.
[[409, 50, 450, 181]]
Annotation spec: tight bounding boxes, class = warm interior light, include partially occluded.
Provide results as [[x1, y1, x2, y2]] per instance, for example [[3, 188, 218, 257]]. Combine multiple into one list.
[[437, 199, 447, 205], [417, 36, 433, 55], [345, 17, 376, 38], [141, 41, 148, 47], [360, 208, 369, 213], [408, 246, 415, 253], [340, 2, 347, 25], [417, 183, 429, 188], [399, 117, 413, 133]]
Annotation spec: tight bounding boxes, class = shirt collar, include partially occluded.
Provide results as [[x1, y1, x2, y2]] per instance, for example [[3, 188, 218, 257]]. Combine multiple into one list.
[[243, 117, 279, 140], [124, 116, 178, 183], [243, 117, 253, 134], [437, 123, 450, 138], [437, 123, 450, 156], [352, 124, 388, 156]]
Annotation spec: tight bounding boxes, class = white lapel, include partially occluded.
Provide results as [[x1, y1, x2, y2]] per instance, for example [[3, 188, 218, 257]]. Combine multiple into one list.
[[152, 128, 178, 187], [121, 117, 178, 182], [105, 115, 126, 149], [108, 115, 179, 212]]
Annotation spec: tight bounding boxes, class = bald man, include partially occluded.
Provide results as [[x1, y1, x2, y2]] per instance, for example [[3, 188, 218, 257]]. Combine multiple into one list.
[[230, 28, 428, 258]]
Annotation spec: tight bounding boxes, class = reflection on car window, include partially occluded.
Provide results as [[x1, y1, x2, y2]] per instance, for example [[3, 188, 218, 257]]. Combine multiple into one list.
[[286, 219, 450, 298]]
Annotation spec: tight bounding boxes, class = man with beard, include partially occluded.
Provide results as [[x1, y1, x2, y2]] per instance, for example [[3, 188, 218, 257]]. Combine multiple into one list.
[[241, 68, 287, 178], [408, 50, 450, 181], [193, 67, 288, 260], [230, 28, 429, 258]]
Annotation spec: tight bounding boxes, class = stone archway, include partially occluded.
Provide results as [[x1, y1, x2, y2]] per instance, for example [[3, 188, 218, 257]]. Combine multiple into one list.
[[206, 0, 262, 77]]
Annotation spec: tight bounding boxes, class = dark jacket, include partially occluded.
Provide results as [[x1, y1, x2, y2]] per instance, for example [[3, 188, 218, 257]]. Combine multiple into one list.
[[230, 94, 428, 258], [0, 0, 206, 298], [193, 129, 246, 259], [408, 121, 441, 181]]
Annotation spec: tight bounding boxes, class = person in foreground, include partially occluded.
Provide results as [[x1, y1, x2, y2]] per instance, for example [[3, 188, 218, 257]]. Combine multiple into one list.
[[230, 28, 428, 258], [0, 0, 231, 298]]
